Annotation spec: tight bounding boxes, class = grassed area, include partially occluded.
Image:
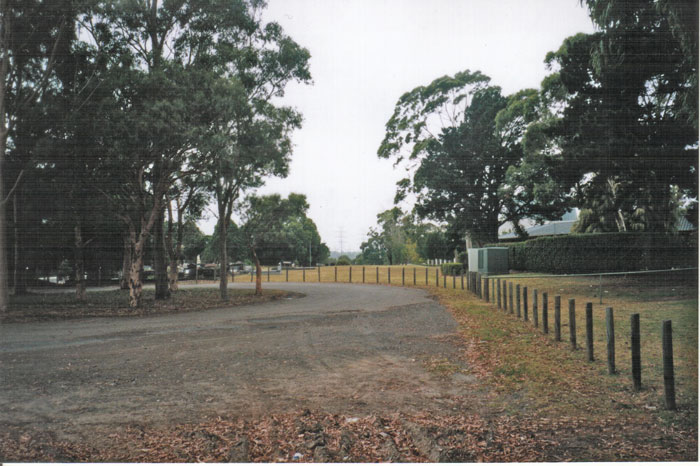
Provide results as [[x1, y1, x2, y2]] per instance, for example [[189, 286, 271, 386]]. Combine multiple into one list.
[[425, 270, 697, 460], [237, 265, 443, 286], [4, 287, 295, 323]]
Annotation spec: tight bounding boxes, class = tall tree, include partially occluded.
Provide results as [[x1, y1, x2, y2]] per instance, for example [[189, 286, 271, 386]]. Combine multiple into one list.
[[0, 0, 73, 312], [378, 70, 551, 246], [192, 13, 311, 300], [409, 86, 513, 246], [239, 193, 307, 295], [545, 1, 698, 232], [82, 0, 279, 307]]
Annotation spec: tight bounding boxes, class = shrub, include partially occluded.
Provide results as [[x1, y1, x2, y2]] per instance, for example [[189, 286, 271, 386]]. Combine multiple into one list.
[[336, 255, 352, 266], [441, 262, 465, 276], [456, 251, 468, 268], [488, 232, 697, 274]]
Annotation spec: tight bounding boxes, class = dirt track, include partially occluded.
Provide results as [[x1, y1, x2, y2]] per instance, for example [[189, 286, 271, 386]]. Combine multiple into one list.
[[1, 283, 484, 444]]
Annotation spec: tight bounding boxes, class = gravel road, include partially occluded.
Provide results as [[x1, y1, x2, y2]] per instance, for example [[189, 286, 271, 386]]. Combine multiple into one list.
[[1, 283, 482, 443]]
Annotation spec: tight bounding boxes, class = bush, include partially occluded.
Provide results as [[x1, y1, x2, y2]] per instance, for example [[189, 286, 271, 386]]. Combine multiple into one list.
[[456, 251, 468, 268], [441, 262, 465, 276], [488, 232, 697, 274], [336, 255, 352, 266]]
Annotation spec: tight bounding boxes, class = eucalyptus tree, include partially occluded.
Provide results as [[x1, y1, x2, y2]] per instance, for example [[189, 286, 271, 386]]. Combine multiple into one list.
[[494, 86, 571, 238], [164, 175, 209, 291], [239, 193, 307, 295], [192, 16, 311, 300], [0, 0, 74, 311], [80, 0, 294, 307], [380, 71, 518, 246]]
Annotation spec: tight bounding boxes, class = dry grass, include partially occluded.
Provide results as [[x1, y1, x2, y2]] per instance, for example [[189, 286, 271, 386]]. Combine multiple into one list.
[[427, 270, 697, 443], [238, 265, 443, 286]]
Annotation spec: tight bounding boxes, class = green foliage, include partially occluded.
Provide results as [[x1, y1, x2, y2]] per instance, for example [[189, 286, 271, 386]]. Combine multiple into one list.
[[495, 233, 697, 274], [419, 229, 452, 261], [336, 255, 352, 266], [239, 193, 329, 266], [440, 262, 465, 276], [544, 2, 698, 233], [457, 251, 468, 268]]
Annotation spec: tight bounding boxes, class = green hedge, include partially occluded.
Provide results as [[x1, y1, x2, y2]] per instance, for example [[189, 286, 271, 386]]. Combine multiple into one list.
[[488, 232, 697, 274], [441, 262, 465, 276]]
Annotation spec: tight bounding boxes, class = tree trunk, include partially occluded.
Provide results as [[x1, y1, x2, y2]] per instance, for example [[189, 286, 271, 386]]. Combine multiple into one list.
[[129, 238, 144, 308], [120, 235, 131, 290], [74, 223, 86, 301], [218, 218, 228, 300], [153, 205, 170, 300], [12, 190, 26, 295], [252, 248, 262, 296], [0, 0, 10, 314], [165, 201, 178, 292], [0, 166, 7, 313], [168, 256, 179, 292]]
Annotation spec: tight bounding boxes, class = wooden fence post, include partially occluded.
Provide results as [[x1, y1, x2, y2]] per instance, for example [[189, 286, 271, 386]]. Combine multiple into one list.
[[569, 298, 577, 350], [414, 267, 416, 285], [388, 267, 391, 284], [267, 268, 270, 282], [425, 267, 428, 285], [631, 313, 641, 391], [303, 268, 305, 282], [484, 277, 490, 303], [286, 268, 289, 282], [443, 273, 446, 288], [376, 266, 379, 284], [349, 266, 352, 283], [318, 266, 321, 282], [523, 286, 528, 321], [497, 278, 502, 309], [452, 273, 455, 289], [542, 292, 549, 334], [335, 266, 337, 282], [662, 320, 676, 410], [533, 289, 538, 328], [508, 282, 514, 313], [586, 302, 594, 361], [606, 307, 615, 374], [461, 271, 464, 290], [554, 295, 562, 341], [435, 268, 439, 287], [402, 267, 405, 286], [516, 284, 521, 318], [477, 273, 482, 298], [362, 266, 365, 283], [503, 281, 507, 312]]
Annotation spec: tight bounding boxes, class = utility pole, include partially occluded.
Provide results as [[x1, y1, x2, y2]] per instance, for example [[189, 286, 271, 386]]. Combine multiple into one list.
[[337, 228, 345, 255]]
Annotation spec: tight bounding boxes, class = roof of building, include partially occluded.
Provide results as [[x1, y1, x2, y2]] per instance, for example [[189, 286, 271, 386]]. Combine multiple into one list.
[[677, 216, 696, 232], [499, 217, 696, 239], [499, 220, 577, 239]]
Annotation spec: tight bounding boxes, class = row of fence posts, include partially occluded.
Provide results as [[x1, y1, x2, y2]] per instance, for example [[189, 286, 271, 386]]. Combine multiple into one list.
[[465, 273, 676, 410]]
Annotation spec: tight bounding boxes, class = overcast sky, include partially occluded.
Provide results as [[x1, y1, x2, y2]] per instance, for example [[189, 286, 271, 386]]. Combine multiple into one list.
[[199, 0, 596, 252]]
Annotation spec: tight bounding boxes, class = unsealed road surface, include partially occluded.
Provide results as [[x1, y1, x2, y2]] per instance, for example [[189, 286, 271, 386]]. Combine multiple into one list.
[[1, 283, 481, 442]]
